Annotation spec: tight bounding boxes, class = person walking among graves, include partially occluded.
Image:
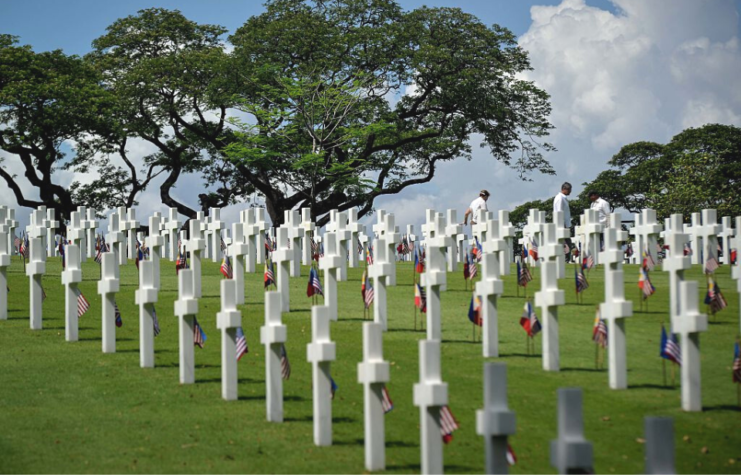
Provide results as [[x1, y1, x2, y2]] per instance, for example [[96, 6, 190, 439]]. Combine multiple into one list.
[[588, 190, 610, 249], [553, 182, 573, 261], [462, 190, 490, 226]]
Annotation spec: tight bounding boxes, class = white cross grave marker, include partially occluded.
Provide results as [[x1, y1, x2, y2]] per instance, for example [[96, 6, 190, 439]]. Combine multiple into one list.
[[174, 268, 199, 384], [684, 212, 702, 265], [6, 208, 19, 260], [445, 210, 462, 272], [478, 219, 504, 357], [421, 213, 450, 340], [553, 211, 570, 279], [582, 209, 603, 266], [348, 209, 363, 269], [369, 214, 399, 331], [84, 208, 97, 260], [135, 260, 158, 368], [230, 222, 248, 305], [255, 208, 268, 265], [217, 279, 242, 401], [357, 322, 391, 471], [284, 210, 304, 277], [107, 211, 125, 266], [319, 232, 342, 321], [598, 216, 633, 389], [413, 340, 448, 475], [260, 291, 287, 422], [535, 223, 566, 371], [671, 280, 707, 412], [67, 211, 85, 258], [522, 209, 545, 267], [498, 210, 516, 276], [274, 227, 294, 312], [301, 208, 315, 266], [27, 210, 47, 330], [45, 208, 59, 258], [186, 217, 205, 299], [125, 208, 139, 260], [307, 305, 336, 446], [718, 216, 735, 265], [732, 217, 741, 333], [97, 252, 120, 353], [208, 207, 225, 263], [61, 243, 83, 341], [0, 220, 10, 320], [476, 363, 516, 474], [241, 208, 258, 273], [662, 214, 690, 318], [147, 213, 164, 289], [334, 211, 351, 281], [697, 209, 721, 268], [644, 417, 676, 475], [550, 388, 593, 474], [165, 208, 180, 261]]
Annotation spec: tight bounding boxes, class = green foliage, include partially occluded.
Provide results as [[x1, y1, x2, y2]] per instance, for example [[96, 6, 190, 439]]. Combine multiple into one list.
[[1, 258, 739, 473]]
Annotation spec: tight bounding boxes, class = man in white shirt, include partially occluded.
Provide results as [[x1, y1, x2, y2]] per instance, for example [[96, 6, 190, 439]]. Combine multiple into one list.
[[553, 182, 572, 261], [588, 191, 610, 226], [462, 190, 490, 226]]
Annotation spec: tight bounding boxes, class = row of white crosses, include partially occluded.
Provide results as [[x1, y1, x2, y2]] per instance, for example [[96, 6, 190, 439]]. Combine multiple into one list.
[[476, 213, 505, 357], [2, 206, 18, 259], [27, 208, 47, 330], [536, 220, 566, 371], [521, 209, 545, 267], [684, 210, 720, 266], [733, 217, 741, 333], [369, 212, 399, 331], [629, 209, 662, 264], [574, 209, 603, 266], [0, 207, 10, 320]]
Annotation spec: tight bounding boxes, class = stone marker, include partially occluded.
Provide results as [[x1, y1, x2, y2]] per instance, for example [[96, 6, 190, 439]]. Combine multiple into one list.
[[6, 208, 19, 260], [135, 260, 158, 368], [413, 340, 448, 475], [553, 211, 570, 279], [284, 210, 304, 277], [357, 322, 391, 471], [0, 219, 11, 320], [217, 279, 242, 401], [125, 208, 139, 260], [598, 216, 633, 389], [522, 210, 545, 267], [273, 227, 294, 313], [421, 213, 451, 340], [445, 210, 463, 272], [27, 210, 47, 330], [209, 207, 225, 263], [582, 209, 603, 266], [498, 211, 516, 276], [307, 305, 336, 446], [230, 222, 248, 305], [697, 209, 721, 267], [476, 363, 516, 475], [550, 388, 593, 474], [718, 216, 735, 265], [261, 291, 287, 422], [174, 268, 198, 384], [97, 252, 120, 353], [84, 208, 97, 259], [255, 208, 268, 265], [369, 214, 399, 331], [67, 211, 85, 259], [319, 232, 342, 321], [165, 208, 179, 261], [241, 208, 258, 273], [148, 214, 164, 289], [672, 280, 707, 412], [535, 223, 566, 371], [45, 208, 59, 258], [107, 211, 125, 266], [186, 217, 205, 299], [732, 217, 741, 333], [61, 243, 83, 341], [662, 214, 690, 318], [477, 223, 504, 357], [347, 209, 363, 269], [644, 417, 676, 475], [300, 208, 315, 266], [683, 212, 702, 265], [334, 211, 351, 281]]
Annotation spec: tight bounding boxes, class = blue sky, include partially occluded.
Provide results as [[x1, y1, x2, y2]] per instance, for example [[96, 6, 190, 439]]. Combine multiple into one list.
[[2, 0, 741, 232]]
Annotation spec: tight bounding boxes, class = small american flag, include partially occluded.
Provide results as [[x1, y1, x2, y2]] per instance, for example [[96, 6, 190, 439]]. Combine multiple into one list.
[[575, 267, 589, 293], [364, 278, 375, 309], [220, 255, 233, 279], [382, 385, 394, 413], [366, 244, 373, 265], [529, 238, 539, 260], [236, 327, 248, 361], [176, 250, 188, 273], [468, 253, 478, 280], [194, 317, 207, 348], [307, 267, 323, 297], [586, 251, 595, 270], [330, 376, 338, 399], [264, 260, 275, 288], [280, 344, 291, 380], [733, 342, 741, 384], [517, 261, 532, 287], [14, 235, 21, 253], [592, 310, 607, 348], [660, 325, 681, 365], [220, 236, 227, 252], [414, 283, 426, 313], [114, 302, 123, 327], [704, 256, 719, 274], [74, 287, 90, 318], [440, 405, 460, 444], [683, 242, 692, 256], [704, 277, 727, 313], [638, 267, 655, 299], [152, 307, 161, 337]]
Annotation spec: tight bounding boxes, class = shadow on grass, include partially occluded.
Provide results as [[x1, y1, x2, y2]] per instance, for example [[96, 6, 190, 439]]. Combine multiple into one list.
[[703, 404, 741, 412], [629, 383, 676, 391], [338, 318, 368, 322], [197, 377, 265, 384], [387, 440, 418, 448], [334, 438, 364, 447], [284, 415, 312, 423], [443, 339, 479, 345], [333, 416, 356, 424], [238, 394, 305, 402], [387, 463, 421, 471], [388, 328, 424, 334], [708, 320, 733, 325], [79, 337, 134, 342], [561, 367, 604, 373]]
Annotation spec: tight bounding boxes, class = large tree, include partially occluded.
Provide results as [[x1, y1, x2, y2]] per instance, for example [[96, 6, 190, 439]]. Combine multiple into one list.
[[224, 0, 555, 225], [0, 35, 108, 224]]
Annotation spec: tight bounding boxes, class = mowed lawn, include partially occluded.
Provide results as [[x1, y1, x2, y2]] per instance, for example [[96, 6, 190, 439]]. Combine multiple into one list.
[[1, 254, 740, 474]]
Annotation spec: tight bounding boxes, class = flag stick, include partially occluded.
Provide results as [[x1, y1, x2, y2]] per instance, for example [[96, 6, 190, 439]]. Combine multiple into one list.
[[662, 358, 667, 387], [595, 342, 598, 370], [671, 362, 676, 387], [737, 384, 740, 407], [472, 322, 475, 343]]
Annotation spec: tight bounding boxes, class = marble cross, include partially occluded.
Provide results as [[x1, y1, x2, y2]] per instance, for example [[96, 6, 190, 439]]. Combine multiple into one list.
[[535, 223, 566, 371], [413, 340, 448, 475], [375, 212, 399, 286], [644, 417, 675, 475], [74, 206, 87, 262], [472, 208, 491, 244], [478, 220, 504, 357], [255, 208, 268, 265], [283, 210, 304, 277], [208, 207, 225, 263], [174, 268, 199, 384], [216, 279, 242, 401], [241, 208, 258, 273], [550, 388, 593, 474], [301, 208, 315, 266], [683, 212, 702, 265], [260, 291, 287, 422], [445, 210, 463, 272], [522, 209, 545, 267], [421, 213, 451, 341], [27, 210, 47, 330], [662, 214, 691, 318], [319, 232, 342, 321], [553, 211, 570, 279], [369, 214, 400, 330], [5, 208, 19, 260], [334, 211, 352, 282], [598, 217, 633, 389], [672, 280, 707, 412], [230, 222, 248, 305], [83, 207, 97, 260], [146, 213, 164, 289], [0, 221, 10, 320], [347, 209, 363, 269], [186, 217, 205, 299], [307, 305, 336, 446], [497, 211, 516, 276], [61, 243, 83, 341], [696, 209, 721, 268], [124, 208, 139, 260], [135, 260, 159, 368], [273, 227, 294, 312], [166, 208, 181, 261], [67, 211, 86, 264], [633, 209, 662, 261], [609, 213, 628, 245], [582, 209, 603, 266], [476, 363, 516, 474], [97, 252, 120, 353], [106, 211, 125, 266], [357, 322, 391, 471], [718, 216, 735, 265], [45, 208, 59, 258]]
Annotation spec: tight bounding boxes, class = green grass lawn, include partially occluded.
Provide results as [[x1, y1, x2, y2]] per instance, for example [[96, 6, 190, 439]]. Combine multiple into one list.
[[1, 255, 740, 474]]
